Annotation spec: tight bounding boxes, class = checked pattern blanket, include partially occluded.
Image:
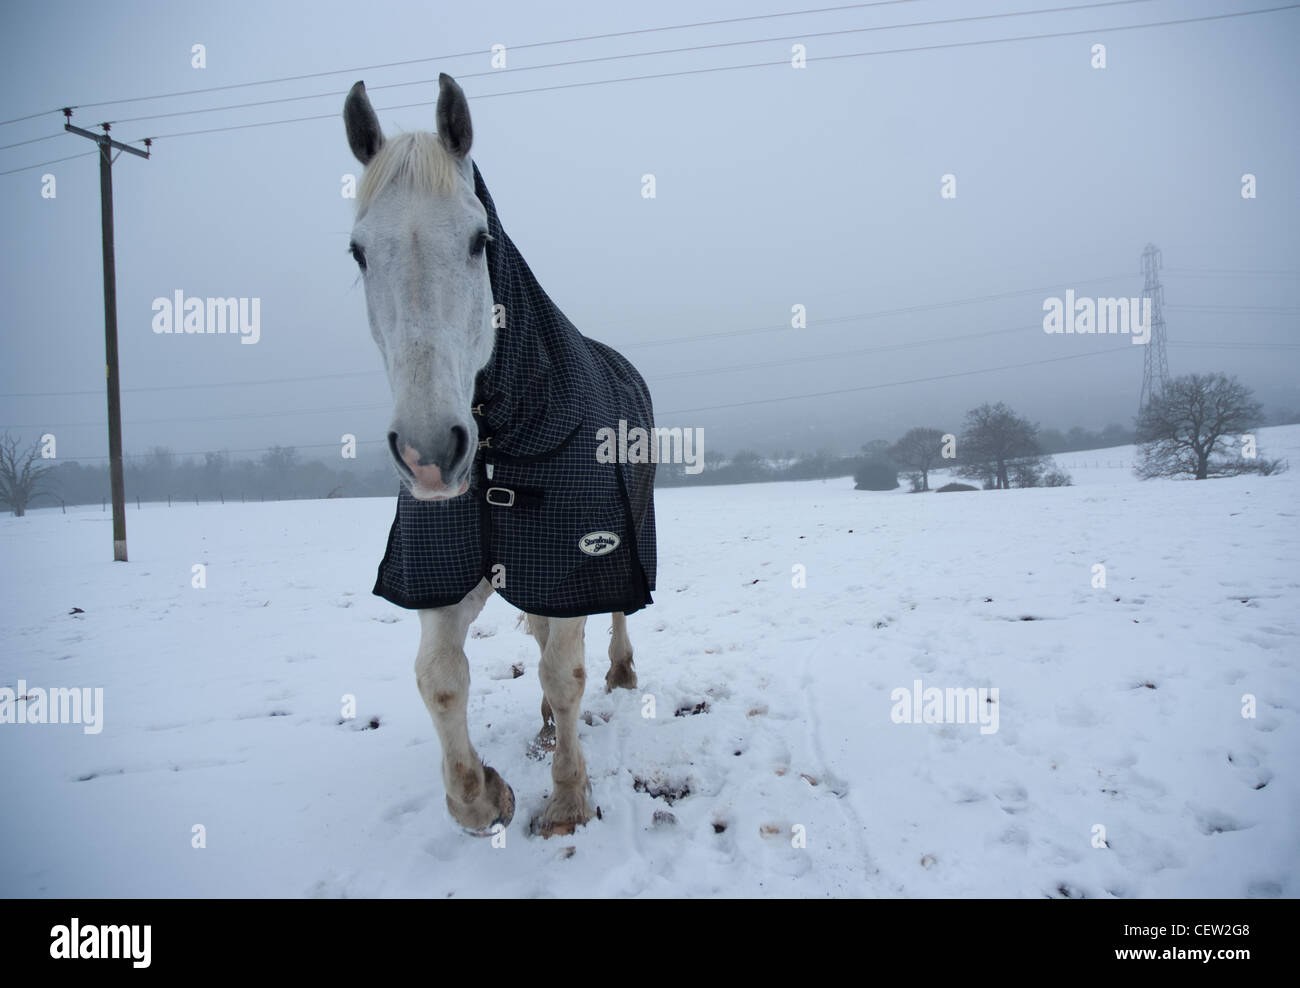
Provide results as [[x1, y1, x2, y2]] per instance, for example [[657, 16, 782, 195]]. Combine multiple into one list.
[[373, 163, 657, 617]]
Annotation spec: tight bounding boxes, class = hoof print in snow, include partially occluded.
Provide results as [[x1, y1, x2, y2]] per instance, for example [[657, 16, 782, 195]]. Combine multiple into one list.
[[652, 810, 677, 828], [581, 710, 612, 726], [340, 716, 380, 730], [76, 768, 124, 783], [919, 854, 937, 869], [712, 820, 727, 834], [759, 823, 784, 838], [800, 773, 819, 787], [69, 607, 84, 615], [1052, 882, 1084, 899], [1195, 810, 1247, 836], [674, 700, 709, 717], [1134, 681, 1157, 690], [560, 846, 576, 859], [511, 662, 524, 678], [633, 775, 691, 805]]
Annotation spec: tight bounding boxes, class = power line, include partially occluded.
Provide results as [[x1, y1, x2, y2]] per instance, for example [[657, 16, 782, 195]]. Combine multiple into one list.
[[660, 346, 1133, 415], [0, 149, 97, 177], [622, 272, 1133, 349], [1165, 267, 1300, 277], [1167, 304, 1299, 313], [2, 3, 1291, 172], [11, 328, 1296, 427], [18, 344, 1135, 460], [1170, 341, 1300, 349], [0, 368, 379, 399], [41, 437, 389, 464], [0, 0, 920, 126], [130, 4, 1300, 145], [0, 131, 65, 152], [99, 1, 1155, 128], [0, 272, 1136, 400], [5, 400, 389, 432], [2, 324, 1040, 426]]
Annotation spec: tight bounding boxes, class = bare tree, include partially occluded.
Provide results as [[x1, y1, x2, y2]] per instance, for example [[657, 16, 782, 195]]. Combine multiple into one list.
[[1134, 373, 1278, 480], [0, 434, 54, 517], [957, 403, 1039, 490], [890, 427, 946, 491]]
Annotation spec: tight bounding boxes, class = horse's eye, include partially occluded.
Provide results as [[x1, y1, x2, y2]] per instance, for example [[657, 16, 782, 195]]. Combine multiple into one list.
[[349, 242, 367, 271], [470, 231, 490, 258]]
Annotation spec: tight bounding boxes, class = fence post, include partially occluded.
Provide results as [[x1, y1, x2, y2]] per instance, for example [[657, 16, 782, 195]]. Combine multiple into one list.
[[167, 493, 171, 507]]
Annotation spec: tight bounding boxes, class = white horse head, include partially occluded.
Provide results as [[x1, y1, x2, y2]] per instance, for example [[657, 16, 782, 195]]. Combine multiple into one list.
[[344, 74, 493, 500]]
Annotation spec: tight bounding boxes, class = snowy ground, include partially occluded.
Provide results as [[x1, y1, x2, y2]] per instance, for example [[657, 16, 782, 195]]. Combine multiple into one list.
[[2, 428, 1297, 898]]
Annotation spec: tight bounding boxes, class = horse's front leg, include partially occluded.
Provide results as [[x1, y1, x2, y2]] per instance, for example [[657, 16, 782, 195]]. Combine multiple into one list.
[[605, 610, 637, 691], [416, 579, 515, 834], [535, 615, 593, 836]]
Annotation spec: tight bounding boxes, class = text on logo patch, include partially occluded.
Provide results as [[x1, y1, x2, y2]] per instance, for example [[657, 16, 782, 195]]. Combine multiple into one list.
[[579, 531, 620, 556]]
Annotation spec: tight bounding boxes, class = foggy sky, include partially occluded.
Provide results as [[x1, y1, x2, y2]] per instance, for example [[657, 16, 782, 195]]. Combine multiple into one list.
[[2, 0, 1297, 465]]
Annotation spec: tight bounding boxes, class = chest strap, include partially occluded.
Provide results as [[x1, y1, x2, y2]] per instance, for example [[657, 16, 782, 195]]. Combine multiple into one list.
[[485, 484, 543, 509]]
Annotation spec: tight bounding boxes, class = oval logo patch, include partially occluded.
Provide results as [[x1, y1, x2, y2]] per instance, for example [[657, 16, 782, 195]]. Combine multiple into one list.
[[579, 531, 621, 556]]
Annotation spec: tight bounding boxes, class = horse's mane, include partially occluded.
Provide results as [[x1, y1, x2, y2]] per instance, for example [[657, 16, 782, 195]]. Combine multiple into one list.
[[356, 131, 457, 217]]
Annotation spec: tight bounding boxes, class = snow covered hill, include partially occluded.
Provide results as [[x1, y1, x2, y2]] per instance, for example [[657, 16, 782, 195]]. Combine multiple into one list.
[[2, 427, 1297, 897]]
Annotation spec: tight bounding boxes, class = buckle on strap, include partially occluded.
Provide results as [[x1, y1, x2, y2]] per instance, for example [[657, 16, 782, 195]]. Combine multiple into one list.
[[485, 486, 515, 507]]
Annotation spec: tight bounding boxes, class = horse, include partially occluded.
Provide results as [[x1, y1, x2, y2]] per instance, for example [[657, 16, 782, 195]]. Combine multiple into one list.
[[343, 74, 657, 838]]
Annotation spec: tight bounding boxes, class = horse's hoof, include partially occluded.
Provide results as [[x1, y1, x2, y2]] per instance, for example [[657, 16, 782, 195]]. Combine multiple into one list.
[[604, 662, 637, 692], [484, 769, 515, 828], [526, 724, 556, 761], [460, 785, 514, 837], [449, 765, 514, 834], [531, 785, 594, 838]]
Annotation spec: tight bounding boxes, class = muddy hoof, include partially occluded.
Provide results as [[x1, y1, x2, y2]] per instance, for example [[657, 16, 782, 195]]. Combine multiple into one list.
[[605, 662, 637, 692], [532, 785, 594, 838], [449, 765, 514, 834]]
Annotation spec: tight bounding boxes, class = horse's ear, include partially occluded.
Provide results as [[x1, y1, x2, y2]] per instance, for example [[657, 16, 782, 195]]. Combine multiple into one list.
[[436, 73, 472, 158], [344, 80, 384, 165]]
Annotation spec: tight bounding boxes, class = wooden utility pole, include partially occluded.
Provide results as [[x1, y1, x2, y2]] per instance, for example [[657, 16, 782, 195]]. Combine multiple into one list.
[[63, 111, 150, 561]]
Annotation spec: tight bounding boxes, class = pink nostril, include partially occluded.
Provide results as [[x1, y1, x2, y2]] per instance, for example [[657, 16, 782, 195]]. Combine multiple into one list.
[[401, 444, 444, 489]]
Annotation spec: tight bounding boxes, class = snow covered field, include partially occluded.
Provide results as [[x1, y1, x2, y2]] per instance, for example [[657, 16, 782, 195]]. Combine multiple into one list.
[[2, 428, 1297, 898]]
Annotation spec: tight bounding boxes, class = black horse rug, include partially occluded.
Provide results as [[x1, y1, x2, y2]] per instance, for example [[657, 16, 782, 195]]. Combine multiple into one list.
[[373, 163, 657, 618]]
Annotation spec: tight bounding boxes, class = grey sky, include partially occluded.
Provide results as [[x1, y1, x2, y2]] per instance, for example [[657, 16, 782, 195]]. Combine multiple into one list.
[[2, 0, 1297, 464]]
